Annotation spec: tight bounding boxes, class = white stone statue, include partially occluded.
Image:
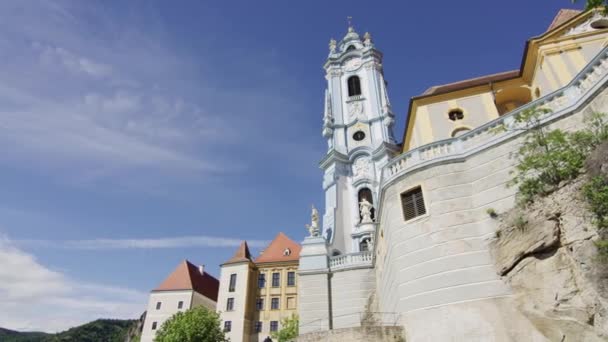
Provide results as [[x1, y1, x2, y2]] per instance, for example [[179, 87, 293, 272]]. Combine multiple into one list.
[[329, 38, 337, 54], [359, 198, 374, 223], [306, 205, 320, 237], [363, 32, 373, 47]]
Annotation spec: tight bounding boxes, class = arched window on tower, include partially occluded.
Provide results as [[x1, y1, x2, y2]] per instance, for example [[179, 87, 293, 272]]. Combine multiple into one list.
[[348, 76, 362, 97], [358, 188, 375, 222]]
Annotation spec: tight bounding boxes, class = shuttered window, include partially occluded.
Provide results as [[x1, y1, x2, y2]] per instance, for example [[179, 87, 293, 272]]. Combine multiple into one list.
[[401, 187, 426, 221]]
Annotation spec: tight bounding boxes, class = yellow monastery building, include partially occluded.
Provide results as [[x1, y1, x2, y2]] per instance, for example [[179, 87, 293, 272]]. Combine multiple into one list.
[[217, 233, 301, 342]]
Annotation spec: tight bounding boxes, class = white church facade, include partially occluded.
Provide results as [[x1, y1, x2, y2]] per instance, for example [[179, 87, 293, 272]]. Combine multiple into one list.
[[298, 8, 608, 341]]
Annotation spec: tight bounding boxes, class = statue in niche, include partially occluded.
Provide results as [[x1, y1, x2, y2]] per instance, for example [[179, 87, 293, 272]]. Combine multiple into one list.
[[306, 205, 320, 237], [359, 198, 374, 223]]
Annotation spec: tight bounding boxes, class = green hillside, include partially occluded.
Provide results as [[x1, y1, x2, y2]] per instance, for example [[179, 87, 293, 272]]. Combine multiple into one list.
[[0, 319, 139, 342]]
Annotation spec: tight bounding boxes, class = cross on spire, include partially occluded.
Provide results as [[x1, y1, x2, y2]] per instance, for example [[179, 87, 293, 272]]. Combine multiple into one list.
[[347, 16, 354, 32]]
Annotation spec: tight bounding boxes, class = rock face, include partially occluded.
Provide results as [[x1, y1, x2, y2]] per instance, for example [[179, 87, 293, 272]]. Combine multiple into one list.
[[490, 177, 608, 341]]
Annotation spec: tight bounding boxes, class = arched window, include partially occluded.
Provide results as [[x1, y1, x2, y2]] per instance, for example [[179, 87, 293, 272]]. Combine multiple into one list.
[[346, 45, 357, 51], [451, 127, 471, 138], [358, 188, 375, 222], [348, 76, 362, 97]]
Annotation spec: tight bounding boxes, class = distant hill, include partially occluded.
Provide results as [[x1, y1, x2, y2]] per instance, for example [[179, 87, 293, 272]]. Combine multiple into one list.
[[0, 317, 143, 342]]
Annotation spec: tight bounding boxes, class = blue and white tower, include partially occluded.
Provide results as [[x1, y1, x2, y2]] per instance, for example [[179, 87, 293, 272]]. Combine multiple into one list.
[[320, 25, 398, 255]]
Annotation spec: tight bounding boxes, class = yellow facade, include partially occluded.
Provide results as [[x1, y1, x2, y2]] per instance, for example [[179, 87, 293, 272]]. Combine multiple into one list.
[[403, 9, 608, 152], [250, 261, 299, 339]]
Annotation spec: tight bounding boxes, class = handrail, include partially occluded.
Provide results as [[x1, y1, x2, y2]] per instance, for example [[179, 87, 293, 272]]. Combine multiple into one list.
[[329, 251, 373, 270]]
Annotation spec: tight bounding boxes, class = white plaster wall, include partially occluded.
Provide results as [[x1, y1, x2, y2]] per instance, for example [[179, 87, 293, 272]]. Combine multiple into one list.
[[141, 290, 193, 342], [330, 268, 375, 329], [298, 273, 330, 334], [217, 262, 252, 342], [375, 90, 604, 341]]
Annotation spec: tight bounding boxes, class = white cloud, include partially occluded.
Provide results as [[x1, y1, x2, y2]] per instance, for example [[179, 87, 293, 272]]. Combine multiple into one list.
[[17, 235, 270, 250], [37, 43, 113, 78], [0, 237, 146, 333]]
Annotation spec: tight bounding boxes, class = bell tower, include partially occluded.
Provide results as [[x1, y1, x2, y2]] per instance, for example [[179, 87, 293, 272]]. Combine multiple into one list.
[[320, 24, 398, 255]]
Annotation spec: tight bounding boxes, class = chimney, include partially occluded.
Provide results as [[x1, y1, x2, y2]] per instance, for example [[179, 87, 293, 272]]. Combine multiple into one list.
[[198, 265, 205, 274]]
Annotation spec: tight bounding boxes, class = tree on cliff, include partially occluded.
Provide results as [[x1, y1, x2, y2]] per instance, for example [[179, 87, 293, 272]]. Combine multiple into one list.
[[154, 307, 227, 342]]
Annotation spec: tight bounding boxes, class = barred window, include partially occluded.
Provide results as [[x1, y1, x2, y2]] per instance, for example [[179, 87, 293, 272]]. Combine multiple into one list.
[[401, 186, 426, 220]]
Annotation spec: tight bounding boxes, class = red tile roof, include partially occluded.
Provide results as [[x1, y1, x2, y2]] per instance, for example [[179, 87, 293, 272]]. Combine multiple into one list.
[[254, 232, 301, 264], [154, 260, 219, 301], [223, 241, 253, 265], [547, 9, 582, 32], [422, 70, 519, 96]]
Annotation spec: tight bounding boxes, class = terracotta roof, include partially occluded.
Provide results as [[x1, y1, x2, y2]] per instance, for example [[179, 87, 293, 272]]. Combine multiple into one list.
[[422, 70, 519, 97], [154, 260, 219, 301], [223, 241, 253, 265], [547, 9, 582, 32], [254, 232, 301, 264]]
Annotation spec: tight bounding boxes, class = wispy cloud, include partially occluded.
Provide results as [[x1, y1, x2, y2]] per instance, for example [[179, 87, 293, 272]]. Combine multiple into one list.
[[16, 235, 270, 250], [0, 237, 146, 333]]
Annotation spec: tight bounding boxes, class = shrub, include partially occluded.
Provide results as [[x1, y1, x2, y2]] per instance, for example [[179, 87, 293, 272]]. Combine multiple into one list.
[[583, 176, 608, 230], [154, 307, 227, 342]]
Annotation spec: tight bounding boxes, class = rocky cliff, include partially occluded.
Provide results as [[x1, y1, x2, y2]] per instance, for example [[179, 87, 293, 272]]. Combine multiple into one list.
[[490, 144, 608, 341]]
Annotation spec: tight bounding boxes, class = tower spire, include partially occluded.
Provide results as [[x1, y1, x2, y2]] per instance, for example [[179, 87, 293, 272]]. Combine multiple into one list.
[[347, 16, 354, 32]]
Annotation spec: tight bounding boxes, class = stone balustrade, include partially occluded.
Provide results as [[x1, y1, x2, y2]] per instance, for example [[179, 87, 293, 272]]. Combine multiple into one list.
[[382, 46, 608, 186], [329, 251, 373, 271]]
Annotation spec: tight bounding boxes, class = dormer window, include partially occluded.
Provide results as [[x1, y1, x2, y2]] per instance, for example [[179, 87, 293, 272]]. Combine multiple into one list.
[[448, 109, 464, 121], [348, 76, 362, 97], [346, 45, 356, 51], [283, 248, 291, 256], [591, 18, 608, 29]]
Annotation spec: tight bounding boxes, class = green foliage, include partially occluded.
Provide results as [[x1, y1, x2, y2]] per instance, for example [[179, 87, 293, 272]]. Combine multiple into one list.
[[154, 307, 227, 342], [573, 0, 608, 12], [513, 214, 528, 232], [486, 208, 498, 218], [0, 320, 137, 342], [270, 314, 299, 342], [594, 239, 608, 261], [508, 108, 606, 205], [583, 176, 608, 230]]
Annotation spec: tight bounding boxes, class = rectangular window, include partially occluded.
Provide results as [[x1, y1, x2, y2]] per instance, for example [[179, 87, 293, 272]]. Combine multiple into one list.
[[287, 296, 296, 309], [155, 302, 161, 310], [401, 186, 426, 221], [270, 321, 279, 332], [226, 298, 234, 311], [151, 322, 157, 330], [258, 273, 266, 288], [224, 321, 232, 332], [256, 297, 264, 311], [229, 273, 237, 292], [177, 301, 183, 309], [255, 321, 263, 333], [272, 272, 280, 287], [287, 271, 295, 286], [271, 297, 280, 310]]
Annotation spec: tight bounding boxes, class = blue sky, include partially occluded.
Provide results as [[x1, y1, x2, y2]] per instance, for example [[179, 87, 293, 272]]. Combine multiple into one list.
[[0, 0, 579, 332]]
